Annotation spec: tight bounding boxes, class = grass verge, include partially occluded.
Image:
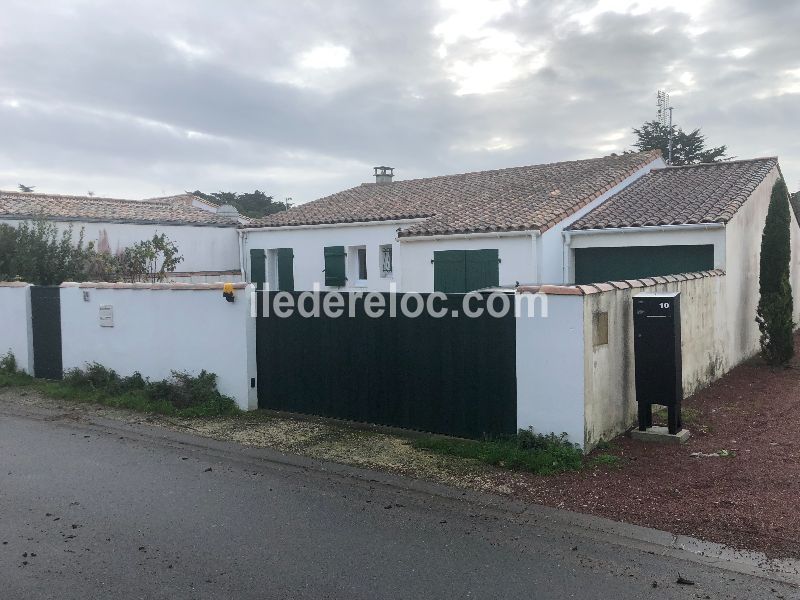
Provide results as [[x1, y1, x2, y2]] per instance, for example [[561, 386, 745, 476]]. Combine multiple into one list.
[[411, 430, 584, 475], [0, 356, 238, 418]]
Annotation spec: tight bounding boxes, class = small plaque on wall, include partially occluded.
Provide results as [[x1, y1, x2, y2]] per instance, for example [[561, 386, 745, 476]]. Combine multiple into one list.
[[99, 305, 114, 327]]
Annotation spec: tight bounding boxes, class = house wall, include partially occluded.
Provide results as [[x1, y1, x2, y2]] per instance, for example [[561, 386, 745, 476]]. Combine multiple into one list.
[[401, 234, 535, 291], [0, 283, 34, 374], [59, 283, 257, 410], [724, 166, 800, 360], [2, 218, 240, 275], [242, 222, 407, 292], [537, 157, 665, 284], [516, 293, 585, 446]]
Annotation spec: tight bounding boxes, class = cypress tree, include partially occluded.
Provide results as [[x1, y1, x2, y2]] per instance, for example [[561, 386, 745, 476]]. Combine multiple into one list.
[[756, 178, 795, 365]]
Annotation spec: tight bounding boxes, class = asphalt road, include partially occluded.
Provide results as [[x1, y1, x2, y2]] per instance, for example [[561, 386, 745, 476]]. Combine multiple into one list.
[[0, 404, 795, 600]]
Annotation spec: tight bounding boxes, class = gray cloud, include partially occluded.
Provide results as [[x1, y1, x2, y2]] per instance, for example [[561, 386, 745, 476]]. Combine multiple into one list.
[[1, 0, 799, 202]]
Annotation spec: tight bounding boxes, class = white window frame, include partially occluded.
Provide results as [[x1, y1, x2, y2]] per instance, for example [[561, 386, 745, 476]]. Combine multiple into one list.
[[347, 245, 368, 287]]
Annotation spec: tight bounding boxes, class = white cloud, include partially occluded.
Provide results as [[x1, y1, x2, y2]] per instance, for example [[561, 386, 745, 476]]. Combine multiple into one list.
[[169, 37, 211, 60], [726, 47, 752, 59], [433, 0, 545, 95], [298, 43, 351, 70], [569, 0, 712, 33]]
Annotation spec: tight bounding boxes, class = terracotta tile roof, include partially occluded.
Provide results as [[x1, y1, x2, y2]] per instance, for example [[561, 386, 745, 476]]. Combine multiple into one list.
[[567, 157, 779, 231], [146, 193, 220, 209], [244, 151, 662, 236], [0, 190, 238, 227]]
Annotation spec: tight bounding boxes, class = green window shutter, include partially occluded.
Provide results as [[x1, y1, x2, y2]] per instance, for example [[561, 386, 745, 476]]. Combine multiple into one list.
[[433, 250, 467, 293], [277, 248, 295, 292], [465, 249, 499, 291], [250, 249, 266, 289], [324, 246, 346, 287]]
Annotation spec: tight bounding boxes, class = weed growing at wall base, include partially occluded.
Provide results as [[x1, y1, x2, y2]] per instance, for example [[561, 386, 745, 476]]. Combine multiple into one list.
[[411, 429, 583, 475]]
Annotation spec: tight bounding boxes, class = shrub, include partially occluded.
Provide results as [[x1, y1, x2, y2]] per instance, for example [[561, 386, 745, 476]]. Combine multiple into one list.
[[61, 364, 237, 417], [147, 370, 235, 413], [756, 178, 795, 365], [0, 350, 18, 373]]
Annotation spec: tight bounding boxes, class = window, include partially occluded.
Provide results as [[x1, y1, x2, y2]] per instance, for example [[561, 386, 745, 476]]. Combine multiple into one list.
[[267, 248, 294, 292], [357, 247, 368, 281], [380, 244, 393, 278], [345, 245, 368, 286]]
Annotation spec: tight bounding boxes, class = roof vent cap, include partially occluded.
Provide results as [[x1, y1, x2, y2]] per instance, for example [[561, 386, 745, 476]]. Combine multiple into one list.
[[374, 166, 394, 185]]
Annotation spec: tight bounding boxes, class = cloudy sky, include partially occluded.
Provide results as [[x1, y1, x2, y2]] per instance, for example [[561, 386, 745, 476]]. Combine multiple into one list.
[[1, 0, 798, 204]]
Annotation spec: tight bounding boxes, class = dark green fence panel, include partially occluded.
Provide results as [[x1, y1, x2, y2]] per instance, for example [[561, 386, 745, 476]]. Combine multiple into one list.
[[30, 286, 62, 380], [574, 244, 715, 285], [256, 292, 517, 439]]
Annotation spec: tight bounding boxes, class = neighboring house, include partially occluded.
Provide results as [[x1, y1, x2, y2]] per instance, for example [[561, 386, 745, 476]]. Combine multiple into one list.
[[0, 190, 242, 282], [565, 157, 800, 359], [240, 151, 665, 292], [147, 193, 253, 226]]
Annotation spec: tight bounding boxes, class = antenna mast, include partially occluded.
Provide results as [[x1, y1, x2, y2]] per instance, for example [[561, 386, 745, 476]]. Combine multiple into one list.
[[657, 90, 674, 165]]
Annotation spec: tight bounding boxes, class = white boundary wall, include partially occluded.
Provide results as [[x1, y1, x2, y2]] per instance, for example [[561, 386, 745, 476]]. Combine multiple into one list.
[[516, 267, 796, 451], [59, 283, 257, 410], [0, 283, 34, 374]]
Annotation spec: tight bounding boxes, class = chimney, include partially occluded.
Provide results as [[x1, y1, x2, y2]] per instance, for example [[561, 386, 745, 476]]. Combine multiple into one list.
[[374, 166, 394, 185]]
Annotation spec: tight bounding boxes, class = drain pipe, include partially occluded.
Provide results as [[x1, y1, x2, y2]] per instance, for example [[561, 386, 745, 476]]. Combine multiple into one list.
[[238, 229, 247, 281]]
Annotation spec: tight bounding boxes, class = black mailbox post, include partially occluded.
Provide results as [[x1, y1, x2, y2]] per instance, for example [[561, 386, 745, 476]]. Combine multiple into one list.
[[633, 292, 683, 434]]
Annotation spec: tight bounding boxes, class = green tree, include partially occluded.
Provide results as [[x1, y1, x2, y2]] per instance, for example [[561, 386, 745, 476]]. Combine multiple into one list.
[[189, 190, 290, 219], [756, 178, 795, 365], [118, 233, 184, 283], [632, 120, 728, 165], [0, 220, 94, 285]]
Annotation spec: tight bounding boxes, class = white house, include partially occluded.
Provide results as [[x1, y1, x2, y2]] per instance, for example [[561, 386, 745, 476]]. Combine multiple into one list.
[[564, 156, 800, 360], [0, 190, 243, 282], [240, 151, 666, 292]]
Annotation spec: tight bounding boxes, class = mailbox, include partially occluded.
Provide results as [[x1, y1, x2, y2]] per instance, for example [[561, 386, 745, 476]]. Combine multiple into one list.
[[633, 292, 682, 434]]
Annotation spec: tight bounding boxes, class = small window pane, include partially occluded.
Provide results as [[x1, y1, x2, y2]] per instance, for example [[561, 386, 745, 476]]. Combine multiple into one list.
[[381, 245, 393, 277], [357, 248, 368, 280]]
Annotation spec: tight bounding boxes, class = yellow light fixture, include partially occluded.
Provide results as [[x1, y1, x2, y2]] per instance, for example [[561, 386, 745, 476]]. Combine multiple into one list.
[[223, 282, 235, 302]]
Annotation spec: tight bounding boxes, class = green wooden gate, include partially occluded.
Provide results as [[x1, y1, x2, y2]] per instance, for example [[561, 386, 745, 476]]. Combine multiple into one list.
[[30, 286, 63, 380], [256, 292, 517, 439]]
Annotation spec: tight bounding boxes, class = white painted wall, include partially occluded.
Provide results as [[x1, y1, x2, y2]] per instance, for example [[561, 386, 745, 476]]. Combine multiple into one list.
[[242, 222, 409, 292], [516, 293, 586, 446], [400, 234, 535, 291], [59, 284, 257, 410], [0, 284, 33, 374], [724, 166, 797, 360], [538, 157, 665, 284], [2, 219, 240, 274]]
